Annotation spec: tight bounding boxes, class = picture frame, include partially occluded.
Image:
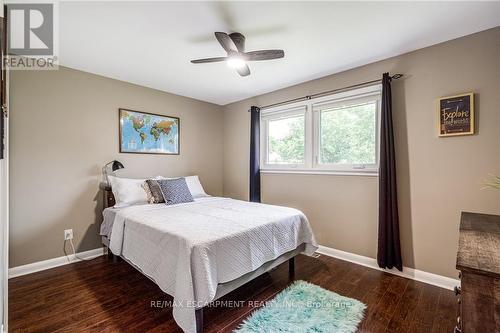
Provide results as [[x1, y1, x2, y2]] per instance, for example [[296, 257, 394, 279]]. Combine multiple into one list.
[[119, 108, 180, 155], [437, 93, 474, 137]]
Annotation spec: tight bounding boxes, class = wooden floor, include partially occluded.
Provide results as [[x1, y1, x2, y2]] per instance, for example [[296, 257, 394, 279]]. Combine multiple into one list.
[[9, 254, 457, 333]]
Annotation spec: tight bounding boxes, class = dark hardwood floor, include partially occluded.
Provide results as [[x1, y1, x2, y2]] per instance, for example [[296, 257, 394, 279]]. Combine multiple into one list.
[[9, 254, 456, 332]]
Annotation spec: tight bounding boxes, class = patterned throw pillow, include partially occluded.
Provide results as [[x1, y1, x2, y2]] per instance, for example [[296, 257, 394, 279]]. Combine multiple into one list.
[[145, 179, 165, 203], [157, 178, 194, 205], [141, 182, 155, 203]]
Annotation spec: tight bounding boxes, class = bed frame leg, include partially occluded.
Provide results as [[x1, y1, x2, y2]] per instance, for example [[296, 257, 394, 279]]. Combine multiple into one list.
[[289, 257, 295, 280], [195, 308, 203, 333], [106, 247, 119, 263]]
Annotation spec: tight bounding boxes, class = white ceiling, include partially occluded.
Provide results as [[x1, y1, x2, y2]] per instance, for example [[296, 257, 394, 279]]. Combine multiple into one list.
[[60, 1, 500, 105]]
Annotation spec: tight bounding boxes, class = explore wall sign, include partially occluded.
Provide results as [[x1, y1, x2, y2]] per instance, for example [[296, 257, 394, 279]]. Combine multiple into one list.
[[438, 93, 474, 137]]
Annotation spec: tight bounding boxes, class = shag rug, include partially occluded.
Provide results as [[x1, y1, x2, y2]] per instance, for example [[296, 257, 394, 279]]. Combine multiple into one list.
[[234, 280, 366, 333]]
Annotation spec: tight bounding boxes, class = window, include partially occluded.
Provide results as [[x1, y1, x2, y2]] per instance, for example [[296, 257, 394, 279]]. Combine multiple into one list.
[[268, 113, 305, 165], [261, 85, 381, 174], [261, 106, 307, 168]]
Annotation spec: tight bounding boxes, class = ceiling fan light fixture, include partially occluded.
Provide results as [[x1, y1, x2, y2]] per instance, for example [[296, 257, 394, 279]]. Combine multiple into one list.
[[190, 32, 285, 76], [227, 56, 246, 69]]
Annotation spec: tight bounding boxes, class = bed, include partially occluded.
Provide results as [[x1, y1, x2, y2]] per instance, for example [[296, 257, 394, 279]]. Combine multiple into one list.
[[100, 189, 317, 333]]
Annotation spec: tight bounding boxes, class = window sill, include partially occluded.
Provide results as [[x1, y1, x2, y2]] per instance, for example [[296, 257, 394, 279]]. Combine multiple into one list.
[[260, 169, 379, 177]]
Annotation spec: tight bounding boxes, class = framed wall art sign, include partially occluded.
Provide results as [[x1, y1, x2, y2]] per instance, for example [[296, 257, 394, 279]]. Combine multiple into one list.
[[119, 108, 180, 154], [437, 93, 474, 137]]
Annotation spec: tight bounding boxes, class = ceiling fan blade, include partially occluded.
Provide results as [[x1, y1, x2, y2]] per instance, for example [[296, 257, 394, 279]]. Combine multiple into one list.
[[236, 64, 250, 77], [229, 32, 245, 52], [245, 49, 284, 61], [215, 32, 238, 53], [191, 57, 227, 64]]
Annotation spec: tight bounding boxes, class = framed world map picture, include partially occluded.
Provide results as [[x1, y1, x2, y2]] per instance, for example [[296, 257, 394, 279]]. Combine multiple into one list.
[[119, 108, 180, 154]]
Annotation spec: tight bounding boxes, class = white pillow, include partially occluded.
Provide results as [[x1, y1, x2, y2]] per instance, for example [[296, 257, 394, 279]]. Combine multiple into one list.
[[108, 176, 148, 207], [184, 175, 209, 198]]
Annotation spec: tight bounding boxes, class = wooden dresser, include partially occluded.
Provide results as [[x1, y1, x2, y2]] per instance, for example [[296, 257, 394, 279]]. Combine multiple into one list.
[[455, 212, 500, 333]]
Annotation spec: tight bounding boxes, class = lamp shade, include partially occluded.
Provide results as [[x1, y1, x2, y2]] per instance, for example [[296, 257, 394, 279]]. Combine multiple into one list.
[[111, 160, 124, 172]]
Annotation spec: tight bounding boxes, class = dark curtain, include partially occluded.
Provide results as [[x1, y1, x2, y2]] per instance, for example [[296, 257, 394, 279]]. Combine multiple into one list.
[[377, 73, 403, 271], [249, 106, 261, 202]]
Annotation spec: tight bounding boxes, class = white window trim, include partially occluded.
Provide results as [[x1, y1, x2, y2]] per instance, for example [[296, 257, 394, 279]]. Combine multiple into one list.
[[313, 94, 381, 173], [260, 169, 379, 177], [261, 105, 308, 170], [260, 84, 382, 176]]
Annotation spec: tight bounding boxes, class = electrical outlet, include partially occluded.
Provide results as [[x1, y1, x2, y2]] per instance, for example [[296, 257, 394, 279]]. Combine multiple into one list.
[[64, 229, 73, 240]]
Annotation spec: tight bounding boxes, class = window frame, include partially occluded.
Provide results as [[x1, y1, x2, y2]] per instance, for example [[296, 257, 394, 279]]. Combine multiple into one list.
[[260, 105, 309, 170], [313, 94, 381, 173], [260, 84, 382, 175]]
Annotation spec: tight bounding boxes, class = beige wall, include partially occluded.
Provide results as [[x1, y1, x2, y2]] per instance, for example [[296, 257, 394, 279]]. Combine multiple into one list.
[[9, 67, 224, 267], [9, 28, 500, 277], [223, 27, 500, 278]]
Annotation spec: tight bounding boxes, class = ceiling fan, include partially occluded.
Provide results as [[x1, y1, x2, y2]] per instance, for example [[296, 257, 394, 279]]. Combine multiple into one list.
[[190, 32, 284, 77]]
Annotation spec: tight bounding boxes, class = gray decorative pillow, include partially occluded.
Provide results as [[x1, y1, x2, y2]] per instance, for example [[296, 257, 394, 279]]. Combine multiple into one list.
[[145, 179, 165, 203], [141, 182, 155, 204], [157, 178, 194, 205]]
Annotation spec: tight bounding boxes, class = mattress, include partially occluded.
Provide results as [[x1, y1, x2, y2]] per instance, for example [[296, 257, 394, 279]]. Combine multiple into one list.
[[104, 197, 317, 333]]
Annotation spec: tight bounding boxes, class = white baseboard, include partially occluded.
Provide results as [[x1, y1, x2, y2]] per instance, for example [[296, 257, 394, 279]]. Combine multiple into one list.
[[8, 248, 104, 279], [317, 245, 459, 290]]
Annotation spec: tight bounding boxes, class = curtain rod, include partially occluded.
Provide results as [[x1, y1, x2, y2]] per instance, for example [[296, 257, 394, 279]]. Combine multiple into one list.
[[252, 74, 403, 111]]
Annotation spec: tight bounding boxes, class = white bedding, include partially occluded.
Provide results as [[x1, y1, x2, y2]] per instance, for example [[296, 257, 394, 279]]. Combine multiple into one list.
[[99, 197, 220, 238], [100, 206, 119, 238], [105, 197, 317, 333]]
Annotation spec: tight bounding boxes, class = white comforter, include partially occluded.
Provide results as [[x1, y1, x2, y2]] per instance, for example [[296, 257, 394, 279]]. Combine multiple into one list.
[[107, 197, 317, 333]]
